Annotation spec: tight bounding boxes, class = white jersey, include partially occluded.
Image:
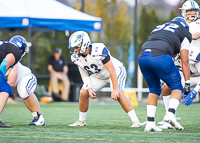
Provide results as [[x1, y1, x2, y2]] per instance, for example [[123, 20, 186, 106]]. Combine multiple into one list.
[[189, 19, 200, 61], [174, 54, 200, 77], [71, 43, 123, 79]]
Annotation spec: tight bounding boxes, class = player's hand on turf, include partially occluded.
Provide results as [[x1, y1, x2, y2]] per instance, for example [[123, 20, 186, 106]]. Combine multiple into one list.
[[183, 83, 190, 95], [88, 88, 96, 99], [111, 89, 119, 101]]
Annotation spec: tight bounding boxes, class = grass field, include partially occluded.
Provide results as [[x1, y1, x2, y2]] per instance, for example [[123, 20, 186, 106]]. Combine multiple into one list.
[[0, 101, 200, 143]]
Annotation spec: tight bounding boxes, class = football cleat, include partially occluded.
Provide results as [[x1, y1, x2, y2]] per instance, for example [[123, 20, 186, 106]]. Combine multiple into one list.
[[0, 121, 11, 128], [158, 116, 181, 125], [130, 121, 142, 128], [29, 112, 45, 126], [144, 121, 162, 132], [159, 122, 173, 129], [164, 112, 184, 131], [157, 119, 165, 125], [69, 120, 86, 127]]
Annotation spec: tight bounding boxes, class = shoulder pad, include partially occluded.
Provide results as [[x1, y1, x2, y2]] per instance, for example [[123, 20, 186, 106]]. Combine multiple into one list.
[[90, 43, 107, 56]]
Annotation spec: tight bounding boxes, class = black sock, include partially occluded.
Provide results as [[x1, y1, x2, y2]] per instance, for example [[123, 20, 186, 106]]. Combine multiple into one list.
[[147, 117, 154, 122], [168, 108, 175, 114]]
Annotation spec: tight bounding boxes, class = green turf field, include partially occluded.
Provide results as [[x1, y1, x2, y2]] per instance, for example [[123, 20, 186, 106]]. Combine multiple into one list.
[[0, 101, 199, 143]]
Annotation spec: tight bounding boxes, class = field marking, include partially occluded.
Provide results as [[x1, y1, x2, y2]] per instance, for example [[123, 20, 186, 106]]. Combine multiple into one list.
[[0, 128, 200, 136]]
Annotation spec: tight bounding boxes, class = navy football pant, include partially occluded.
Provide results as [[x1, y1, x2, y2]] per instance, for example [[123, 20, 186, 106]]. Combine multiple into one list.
[[138, 51, 183, 95], [0, 70, 12, 96]]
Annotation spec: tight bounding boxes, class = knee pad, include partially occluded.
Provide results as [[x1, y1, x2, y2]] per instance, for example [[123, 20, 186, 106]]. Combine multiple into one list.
[[17, 86, 30, 99]]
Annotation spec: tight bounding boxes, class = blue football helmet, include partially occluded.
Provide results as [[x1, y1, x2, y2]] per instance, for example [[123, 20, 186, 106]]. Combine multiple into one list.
[[69, 31, 91, 58], [9, 35, 27, 56], [179, 0, 199, 21], [172, 17, 189, 31]]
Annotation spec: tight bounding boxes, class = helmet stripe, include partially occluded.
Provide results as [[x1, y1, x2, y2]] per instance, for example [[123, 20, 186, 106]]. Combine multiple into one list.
[[191, 1, 196, 9]]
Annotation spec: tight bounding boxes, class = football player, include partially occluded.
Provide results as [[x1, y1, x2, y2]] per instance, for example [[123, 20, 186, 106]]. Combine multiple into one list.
[[182, 0, 200, 106], [138, 17, 191, 132], [159, 0, 200, 129], [68, 31, 142, 128], [0, 35, 27, 128], [6, 62, 45, 126]]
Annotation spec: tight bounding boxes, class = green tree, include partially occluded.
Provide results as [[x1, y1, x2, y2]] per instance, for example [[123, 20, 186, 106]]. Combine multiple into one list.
[[168, 10, 178, 21], [137, 6, 162, 88], [138, 6, 160, 45], [76, 0, 133, 65]]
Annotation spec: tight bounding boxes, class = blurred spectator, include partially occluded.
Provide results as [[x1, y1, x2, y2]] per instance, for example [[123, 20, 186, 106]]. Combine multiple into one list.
[[48, 47, 70, 101]]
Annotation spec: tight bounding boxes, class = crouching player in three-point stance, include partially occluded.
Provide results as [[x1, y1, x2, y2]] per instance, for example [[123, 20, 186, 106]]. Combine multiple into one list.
[[6, 62, 45, 126], [68, 31, 142, 128], [0, 35, 27, 128], [138, 17, 191, 132]]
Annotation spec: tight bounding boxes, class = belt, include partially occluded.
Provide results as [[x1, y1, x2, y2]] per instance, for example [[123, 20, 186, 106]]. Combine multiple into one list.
[[144, 49, 151, 52]]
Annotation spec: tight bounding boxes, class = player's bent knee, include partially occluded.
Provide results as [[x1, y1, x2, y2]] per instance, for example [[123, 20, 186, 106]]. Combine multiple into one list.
[[118, 91, 125, 98], [79, 89, 89, 98], [17, 88, 30, 99], [162, 85, 171, 96]]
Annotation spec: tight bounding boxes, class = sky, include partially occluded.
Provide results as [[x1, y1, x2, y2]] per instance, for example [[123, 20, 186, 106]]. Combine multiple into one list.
[[123, 0, 182, 7], [164, 0, 181, 6]]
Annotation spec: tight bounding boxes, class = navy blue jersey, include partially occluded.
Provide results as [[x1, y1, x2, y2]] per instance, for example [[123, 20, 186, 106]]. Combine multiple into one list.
[[0, 42, 22, 67], [140, 21, 192, 57]]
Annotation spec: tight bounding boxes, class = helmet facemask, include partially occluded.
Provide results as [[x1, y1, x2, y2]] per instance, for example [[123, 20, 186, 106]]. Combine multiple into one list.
[[180, 0, 200, 22], [70, 46, 82, 58], [182, 9, 199, 21], [69, 31, 91, 58]]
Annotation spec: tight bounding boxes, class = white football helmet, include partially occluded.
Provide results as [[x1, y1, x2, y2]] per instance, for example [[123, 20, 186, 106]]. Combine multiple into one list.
[[69, 31, 91, 58], [180, 0, 199, 21]]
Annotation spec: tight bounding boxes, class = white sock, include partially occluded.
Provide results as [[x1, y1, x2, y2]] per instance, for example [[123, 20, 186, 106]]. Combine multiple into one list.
[[32, 112, 38, 118], [163, 95, 170, 114], [168, 98, 179, 111], [127, 109, 139, 123], [79, 111, 87, 122], [194, 83, 200, 92], [147, 105, 157, 121]]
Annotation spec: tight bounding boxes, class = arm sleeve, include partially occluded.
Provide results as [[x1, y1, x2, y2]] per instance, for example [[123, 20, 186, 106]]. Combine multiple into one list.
[[180, 37, 190, 51], [100, 47, 110, 64], [102, 55, 110, 64], [78, 66, 91, 88], [7, 43, 22, 65]]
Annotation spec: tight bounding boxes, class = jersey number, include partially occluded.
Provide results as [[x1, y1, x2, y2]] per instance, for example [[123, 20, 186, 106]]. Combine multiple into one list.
[[152, 23, 179, 33], [84, 64, 101, 75]]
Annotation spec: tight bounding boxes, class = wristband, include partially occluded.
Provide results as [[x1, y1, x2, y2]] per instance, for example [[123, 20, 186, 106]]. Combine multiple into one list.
[[185, 80, 190, 84]]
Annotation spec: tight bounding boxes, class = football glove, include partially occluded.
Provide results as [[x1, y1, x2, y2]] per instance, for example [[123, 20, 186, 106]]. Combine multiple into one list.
[[183, 90, 197, 106], [182, 94, 186, 99], [183, 82, 190, 95]]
